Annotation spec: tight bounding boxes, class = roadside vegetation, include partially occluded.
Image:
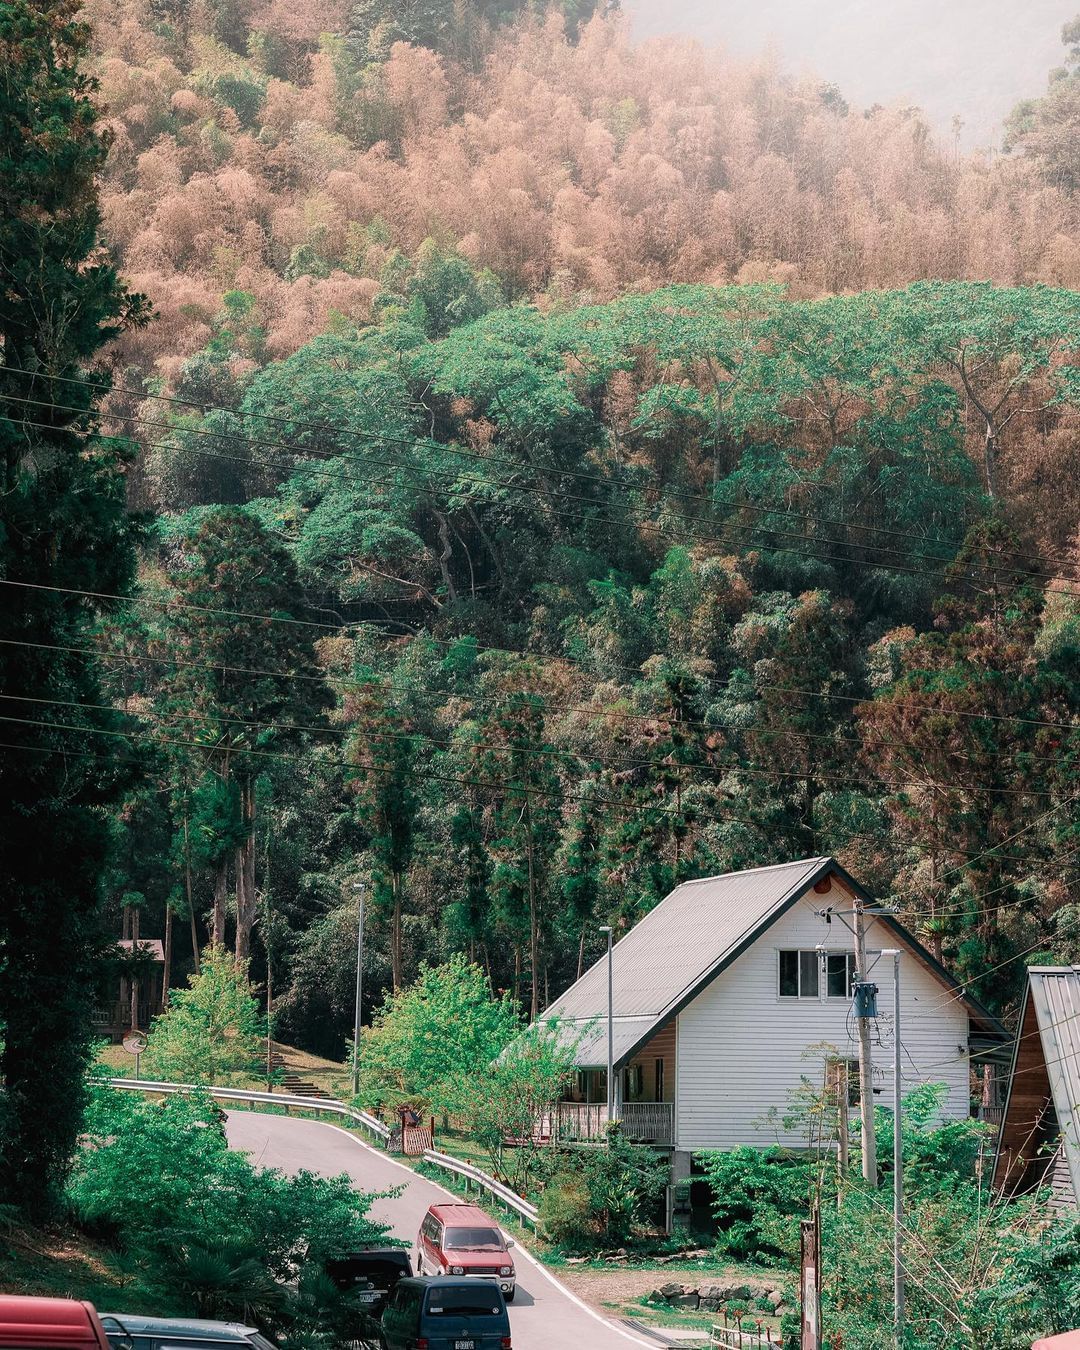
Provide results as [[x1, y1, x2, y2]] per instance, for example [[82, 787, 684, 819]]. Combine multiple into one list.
[[71, 1082, 395, 1340]]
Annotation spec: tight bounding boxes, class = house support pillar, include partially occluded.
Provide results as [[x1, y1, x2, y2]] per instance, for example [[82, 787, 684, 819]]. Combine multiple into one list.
[[666, 1150, 692, 1234]]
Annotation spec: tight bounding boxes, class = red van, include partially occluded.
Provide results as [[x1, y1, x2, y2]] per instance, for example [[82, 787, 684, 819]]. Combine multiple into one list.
[[0, 1296, 115, 1350], [415, 1204, 516, 1301]]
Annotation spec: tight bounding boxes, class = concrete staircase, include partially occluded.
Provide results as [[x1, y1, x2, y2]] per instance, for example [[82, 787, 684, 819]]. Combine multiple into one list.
[[268, 1050, 333, 1100]]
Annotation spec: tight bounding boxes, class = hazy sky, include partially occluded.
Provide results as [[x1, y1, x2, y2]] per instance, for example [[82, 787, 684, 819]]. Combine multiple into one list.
[[626, 0, 1074, 146]]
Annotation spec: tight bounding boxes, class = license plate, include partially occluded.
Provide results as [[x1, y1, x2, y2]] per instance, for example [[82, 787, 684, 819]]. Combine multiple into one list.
[[357, 1292, 377, 1302], [454, 1341, 474, 1350]]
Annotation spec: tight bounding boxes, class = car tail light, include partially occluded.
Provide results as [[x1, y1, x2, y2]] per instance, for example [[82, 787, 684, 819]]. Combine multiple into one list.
[[501, 1338, 512, 1349], [416, 1340, 429, 1350]]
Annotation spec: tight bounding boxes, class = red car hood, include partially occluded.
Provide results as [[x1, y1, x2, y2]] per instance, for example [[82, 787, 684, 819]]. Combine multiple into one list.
[[447, 1252, 507, 1268], [1033, 1334, 1080, 1349]]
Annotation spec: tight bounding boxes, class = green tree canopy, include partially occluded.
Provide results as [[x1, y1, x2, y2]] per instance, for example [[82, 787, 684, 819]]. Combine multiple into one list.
[[144, 947, 265, 1084], [356, 955, 519, 1114]]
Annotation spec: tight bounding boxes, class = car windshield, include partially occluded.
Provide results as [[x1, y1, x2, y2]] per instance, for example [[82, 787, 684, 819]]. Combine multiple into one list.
[[424, 1290, 502, 1317], [443, 1227, 503, 1251]]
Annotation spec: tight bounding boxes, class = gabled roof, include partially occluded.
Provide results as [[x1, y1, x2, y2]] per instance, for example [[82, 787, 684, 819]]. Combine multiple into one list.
[[542, 855, 1005, 1068], [993, 967, 1080, 1201], [116, 938, 165, 962]]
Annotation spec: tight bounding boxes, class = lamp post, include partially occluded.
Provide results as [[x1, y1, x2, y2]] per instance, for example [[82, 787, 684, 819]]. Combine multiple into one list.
[[599, 925, 614, 1125], [880, 947, 904, 1350], [351, 883, 365, 1100]]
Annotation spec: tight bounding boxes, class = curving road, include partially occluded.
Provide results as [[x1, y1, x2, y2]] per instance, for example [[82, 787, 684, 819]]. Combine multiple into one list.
[[225, 1111, 656, 1350]]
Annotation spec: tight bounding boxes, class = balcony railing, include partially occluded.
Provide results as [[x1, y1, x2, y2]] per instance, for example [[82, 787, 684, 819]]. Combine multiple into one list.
[[91, 1002, 155, 1032], [555, 1100, 674, 1145]]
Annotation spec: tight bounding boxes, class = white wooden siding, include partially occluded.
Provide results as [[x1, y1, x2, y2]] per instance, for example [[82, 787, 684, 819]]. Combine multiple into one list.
[[674, 881, 972, 1151]]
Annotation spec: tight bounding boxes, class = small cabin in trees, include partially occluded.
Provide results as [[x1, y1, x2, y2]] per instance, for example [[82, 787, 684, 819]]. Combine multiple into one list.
[[92, 938, 166, 1042], [540, 857, 1006, 1182], [993, 967, 1080, 1209]]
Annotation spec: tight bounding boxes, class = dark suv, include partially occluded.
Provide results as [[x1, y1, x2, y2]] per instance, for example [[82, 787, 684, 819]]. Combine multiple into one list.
[[325, 1246, 413, 1318]]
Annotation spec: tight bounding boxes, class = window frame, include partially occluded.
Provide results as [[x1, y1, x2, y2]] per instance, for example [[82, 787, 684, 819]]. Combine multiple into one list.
[[825, 951, 858, 1000], [778, 948, 857, 1001]]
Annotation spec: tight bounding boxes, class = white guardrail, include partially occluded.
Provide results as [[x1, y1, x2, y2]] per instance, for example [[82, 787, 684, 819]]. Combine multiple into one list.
[[108, 1078, 539, 1229]]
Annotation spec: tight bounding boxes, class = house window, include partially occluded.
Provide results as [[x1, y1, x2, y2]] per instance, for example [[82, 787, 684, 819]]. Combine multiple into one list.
[[778, 949, 820, 998], [826, 953, 858, 999]]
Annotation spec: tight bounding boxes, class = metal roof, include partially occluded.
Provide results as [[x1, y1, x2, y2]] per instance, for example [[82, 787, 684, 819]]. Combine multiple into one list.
[[544, 857, 831, 1066], [115, 938, 165, 962], [997, 967, 1080, 1202], [541, 855, 1004, 1068]]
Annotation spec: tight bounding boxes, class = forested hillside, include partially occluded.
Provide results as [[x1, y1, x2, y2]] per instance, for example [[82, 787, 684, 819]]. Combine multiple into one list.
[[52, 279, 1077, 1052], [5, 0, 1079, 1064], [83, 0, 1080, 380]]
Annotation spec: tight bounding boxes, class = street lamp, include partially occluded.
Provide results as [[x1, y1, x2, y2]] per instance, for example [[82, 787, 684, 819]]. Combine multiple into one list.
[[599, 925, 614, 1125], [351, 883, 365, 1100]]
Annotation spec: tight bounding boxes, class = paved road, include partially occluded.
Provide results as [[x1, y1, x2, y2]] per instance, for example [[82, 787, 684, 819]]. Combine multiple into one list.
[[225, 1111, 655, 1350]]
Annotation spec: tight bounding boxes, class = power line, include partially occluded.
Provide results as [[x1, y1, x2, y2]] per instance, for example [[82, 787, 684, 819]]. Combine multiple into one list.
[[2, 688, 1063, 799], [897, 839, 1080, 927], [0, 708, 776, 833], [6, 362, 1076, 575], [4, 575, 1078, 734], [3, 633, 1069, 773], [6, 393, 1080, 600]]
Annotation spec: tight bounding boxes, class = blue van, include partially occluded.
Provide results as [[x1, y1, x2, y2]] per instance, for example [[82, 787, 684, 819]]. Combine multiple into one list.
[[379, 1277, 511, 1350]]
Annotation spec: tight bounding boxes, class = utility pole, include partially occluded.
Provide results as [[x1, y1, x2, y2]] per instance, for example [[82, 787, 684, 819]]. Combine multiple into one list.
[[599, 925, 614, 1125], [882, 948, 905, 1349], [351, 882, 365, 1100], [852, 897, 878, 1187], [828, 1057, 849, 1202], [800, 1208, 821, 1350]]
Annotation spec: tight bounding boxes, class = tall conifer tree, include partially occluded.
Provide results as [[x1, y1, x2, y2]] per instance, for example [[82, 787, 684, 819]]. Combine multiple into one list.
[[0, 0, 148, 1208]]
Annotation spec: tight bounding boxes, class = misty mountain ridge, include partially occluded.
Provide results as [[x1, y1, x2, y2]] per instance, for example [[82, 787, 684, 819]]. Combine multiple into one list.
[[628, 0, 1074, 145]]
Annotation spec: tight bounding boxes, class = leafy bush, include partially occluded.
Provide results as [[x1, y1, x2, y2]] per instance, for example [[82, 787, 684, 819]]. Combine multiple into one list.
[[68, 1084, 393, 1336], [696, 1146, 809, 1263], [537, 1176, 592, 1245], [449, 1019, 579, 1196], [536, 1128, 669, 1248]]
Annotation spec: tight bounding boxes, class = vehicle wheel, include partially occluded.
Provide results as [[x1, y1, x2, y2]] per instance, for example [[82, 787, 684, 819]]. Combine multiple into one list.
[[504, 1288, 515, 1303]]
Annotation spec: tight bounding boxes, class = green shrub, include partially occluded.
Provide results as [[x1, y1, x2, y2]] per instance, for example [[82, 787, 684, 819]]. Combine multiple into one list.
[[535, 1128, 669, 1249], [696, 1146, 808, 1263], [537, 1176, 592, 1245]]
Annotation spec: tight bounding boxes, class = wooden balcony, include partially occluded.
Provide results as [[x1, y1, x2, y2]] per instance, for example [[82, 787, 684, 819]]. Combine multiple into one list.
[[92, 1002, 155, 1036], [555, 1101, 675, 1145]]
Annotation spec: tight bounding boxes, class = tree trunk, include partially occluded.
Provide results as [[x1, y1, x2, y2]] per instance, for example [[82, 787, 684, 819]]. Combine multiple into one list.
[[235, 779, 257, 962], [183, 809, 201, 974], [391, 867, 403, 991], [984, 423, 997, 499], [435, 511, 457, 604], [129, 907, 140, 1031], [212, 863, 228, 947], [526, 799, 539, 1021], [162, 902, 173, 1008], [577, 923, 586, 981]]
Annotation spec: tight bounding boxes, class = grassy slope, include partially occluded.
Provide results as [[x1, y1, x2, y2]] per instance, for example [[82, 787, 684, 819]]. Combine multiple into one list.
[[0, 1225, 176, 1315]]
